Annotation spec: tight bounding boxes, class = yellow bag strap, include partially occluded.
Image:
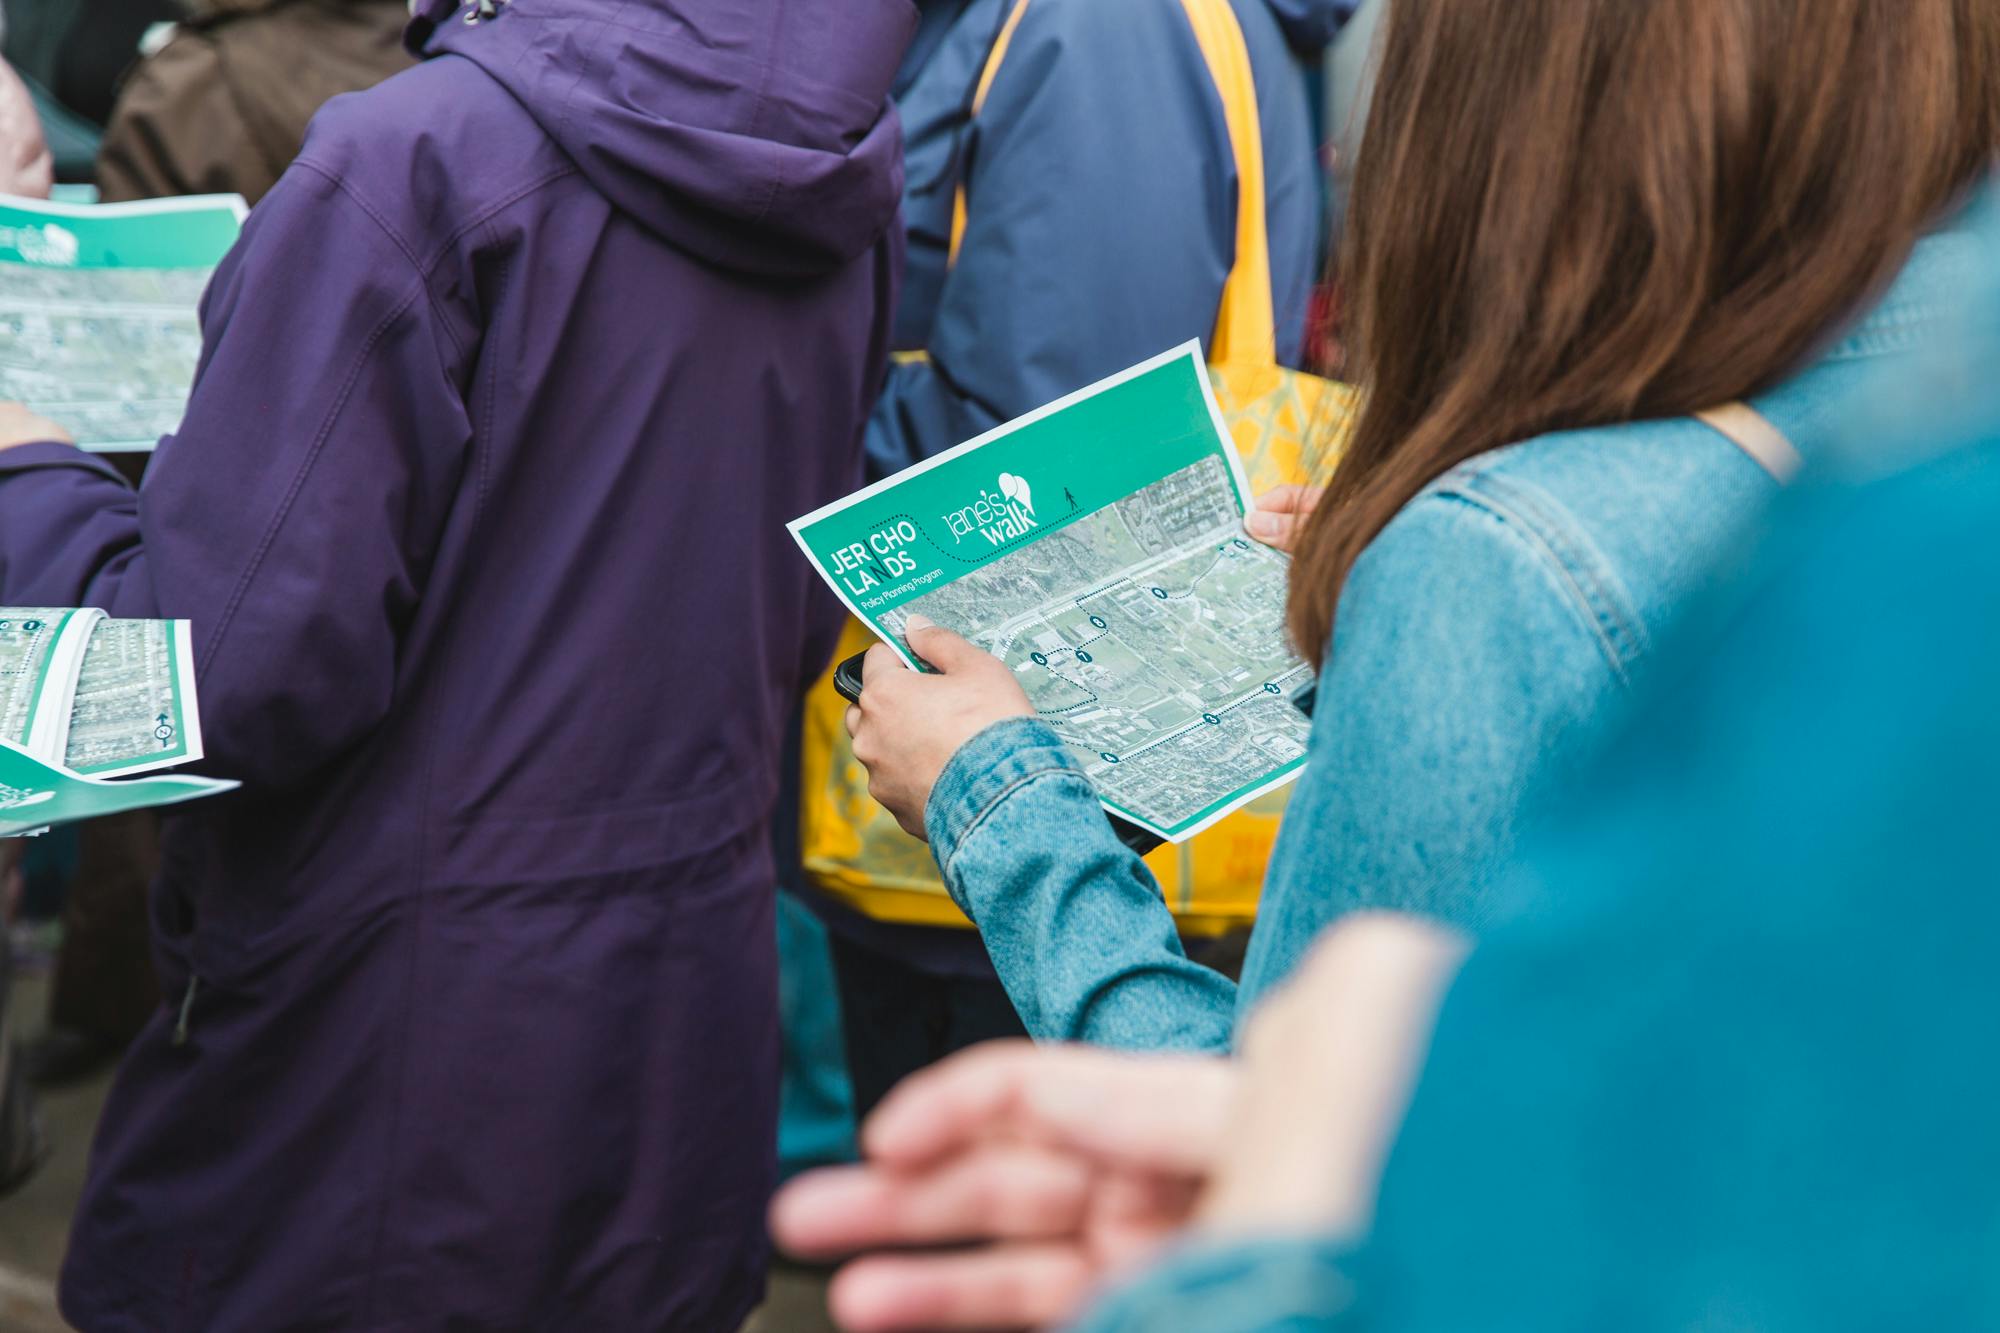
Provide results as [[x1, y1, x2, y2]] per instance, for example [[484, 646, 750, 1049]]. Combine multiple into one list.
[[1176, 0, 1276, 372], [948, 0, 1280, 374], [948, 0, 1034, 266]]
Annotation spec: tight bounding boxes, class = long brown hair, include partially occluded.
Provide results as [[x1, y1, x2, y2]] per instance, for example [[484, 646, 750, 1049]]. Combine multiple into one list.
[[1289, 0, 2000, 665]]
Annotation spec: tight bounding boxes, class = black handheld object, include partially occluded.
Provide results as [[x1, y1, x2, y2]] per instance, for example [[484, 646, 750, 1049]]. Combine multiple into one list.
[[830, 651, 1166, 858], [831, 651, 870, 710]]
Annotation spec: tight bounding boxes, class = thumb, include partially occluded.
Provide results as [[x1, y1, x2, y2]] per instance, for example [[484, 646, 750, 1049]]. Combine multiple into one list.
[[902, 614, 985, 672], [1253, 484, 1323, 517]]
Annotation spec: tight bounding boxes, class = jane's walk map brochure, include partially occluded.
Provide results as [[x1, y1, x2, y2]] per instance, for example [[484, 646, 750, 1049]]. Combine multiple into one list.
[[0, 192, 245, 452], [0, 609, 234, 836], [0, 740, 232, 839], [790, 343, 1313, 843]]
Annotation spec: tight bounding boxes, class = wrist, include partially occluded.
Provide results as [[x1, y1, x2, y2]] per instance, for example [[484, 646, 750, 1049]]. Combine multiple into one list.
[[0, 440, 104, 475], [924, 716, 1085, 872]]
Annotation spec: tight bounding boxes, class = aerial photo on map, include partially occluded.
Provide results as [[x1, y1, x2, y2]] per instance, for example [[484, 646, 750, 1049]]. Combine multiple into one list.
[[886, 454, 1312, 832]]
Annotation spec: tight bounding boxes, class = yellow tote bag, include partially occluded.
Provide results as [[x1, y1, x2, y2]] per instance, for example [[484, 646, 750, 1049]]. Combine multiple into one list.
[[1181, 0, 1359, 492], [799, 0, 1357, 934]]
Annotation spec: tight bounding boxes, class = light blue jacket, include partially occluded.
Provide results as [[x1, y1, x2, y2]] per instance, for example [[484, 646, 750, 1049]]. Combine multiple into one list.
[[925, 226, 1980, 1052], [1069, 187, 2000, 1333]]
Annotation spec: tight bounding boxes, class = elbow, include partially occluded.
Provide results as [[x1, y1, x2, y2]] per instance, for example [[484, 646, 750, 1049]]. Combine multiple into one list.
[[193, 664, 393, 793]]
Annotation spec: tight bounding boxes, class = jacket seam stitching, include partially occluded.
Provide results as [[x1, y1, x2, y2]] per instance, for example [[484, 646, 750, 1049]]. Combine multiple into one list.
[[194, 288, 420, 680], [473, 217, 505, 541], [940, 765, 1095, 886], [1427, 479, 1638, 684], [421, 165, 581, 275], [1445, 480, 1637, 680], [289, 160, 464, 368], [1471, 471, 1648, 661], [292, 156, 578, 282], [362, 218, 510, 1318], [747, 1, 784, 226], [293, 159, 423, 273]]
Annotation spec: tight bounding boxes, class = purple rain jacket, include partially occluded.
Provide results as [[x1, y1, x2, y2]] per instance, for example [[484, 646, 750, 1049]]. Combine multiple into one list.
[[0, 0, 912, 1327]]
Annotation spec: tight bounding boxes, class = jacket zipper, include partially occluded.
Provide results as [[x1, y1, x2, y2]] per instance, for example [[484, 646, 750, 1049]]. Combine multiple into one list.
[[171, 974, 200, 1047]]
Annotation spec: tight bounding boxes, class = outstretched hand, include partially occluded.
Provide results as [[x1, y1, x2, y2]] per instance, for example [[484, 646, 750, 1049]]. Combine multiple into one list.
[[845, 615, 1032, 839], [0, 58, 53, 200], [772, 1043, 1237, 1332], [1244, 484, 1325, 554], [770, 915, 1472, 1332]]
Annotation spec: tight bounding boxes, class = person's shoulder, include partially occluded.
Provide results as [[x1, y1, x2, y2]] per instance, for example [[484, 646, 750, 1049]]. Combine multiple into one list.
[[1006, 0, 1209, 58], [290, 57, 577, 269], [1466, 415, 1755, 508], [1346, 442, 1674, 682], [1463, 416, 1776, 628], [107, 19, 227, 108]]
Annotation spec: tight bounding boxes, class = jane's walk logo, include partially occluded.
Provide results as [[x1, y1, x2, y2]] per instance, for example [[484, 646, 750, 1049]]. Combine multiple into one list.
[[945, 471, 1039, 547]]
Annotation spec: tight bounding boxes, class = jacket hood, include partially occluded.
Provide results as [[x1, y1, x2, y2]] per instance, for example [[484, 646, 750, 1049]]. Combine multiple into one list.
[[407, 0, 914, 277], [1262, 0, 1356, 53]]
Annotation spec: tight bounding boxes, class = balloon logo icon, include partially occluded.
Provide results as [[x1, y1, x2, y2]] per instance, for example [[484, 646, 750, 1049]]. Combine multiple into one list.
[[999, 472, 1035, 516]]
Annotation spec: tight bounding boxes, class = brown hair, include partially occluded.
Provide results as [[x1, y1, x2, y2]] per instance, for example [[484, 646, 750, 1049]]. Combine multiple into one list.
[[1289, 0, 2000, 665]]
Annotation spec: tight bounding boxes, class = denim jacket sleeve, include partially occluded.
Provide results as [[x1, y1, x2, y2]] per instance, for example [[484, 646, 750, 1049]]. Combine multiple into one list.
[[925, 716, 1241, 1050], [927, 481, 1631, 1049]]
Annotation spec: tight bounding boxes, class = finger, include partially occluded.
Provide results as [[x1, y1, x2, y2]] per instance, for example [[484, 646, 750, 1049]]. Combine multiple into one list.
[[900, 614, 990, 674], [863, 1042, 1235, 1176], [1243, 510, 1302, 548], [860, 641, 908, 687], [859, 1040, 1039, 1164], [770, 1147, 1089, 1258], [845, 705, 863, 738], [827, 1245, 1096, 1333], [1252, 483, 1323, 516], [1086, 1168, 1205, 1271]]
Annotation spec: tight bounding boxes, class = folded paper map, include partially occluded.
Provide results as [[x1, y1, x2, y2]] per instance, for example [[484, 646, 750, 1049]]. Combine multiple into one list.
[[0, 739, 232, 838], [0, 192, 245, 452], [790, 343, 1313, 843], [0, 608, 234, 835]]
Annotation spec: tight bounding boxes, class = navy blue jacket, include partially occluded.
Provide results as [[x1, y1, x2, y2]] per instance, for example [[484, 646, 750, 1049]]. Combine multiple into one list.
[[868, 0, 1347, 481]]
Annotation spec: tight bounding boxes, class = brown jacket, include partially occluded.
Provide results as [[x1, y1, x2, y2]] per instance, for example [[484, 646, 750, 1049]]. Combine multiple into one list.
[[96, 0, 412, 205]]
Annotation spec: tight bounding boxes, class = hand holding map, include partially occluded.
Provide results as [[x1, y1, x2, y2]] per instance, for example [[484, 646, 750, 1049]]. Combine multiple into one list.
[[1243, 484, 1325, 555], [845, 616, 1035, 839], [0, 607, 233, 835], [0, 192, 244, 453], [791, 343, 1314, 844], [0, 399, 72, 450]]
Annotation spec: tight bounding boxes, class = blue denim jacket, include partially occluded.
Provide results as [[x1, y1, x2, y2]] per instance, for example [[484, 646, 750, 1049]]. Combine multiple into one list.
[[1068, 188, 2000, 1333], [924, 225, 1982, 1052]]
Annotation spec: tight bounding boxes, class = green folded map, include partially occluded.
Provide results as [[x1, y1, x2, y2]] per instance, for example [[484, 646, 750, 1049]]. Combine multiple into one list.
[[0, 739, 232, 838], [789, 343, 1312, 843], [0, 607, 233, 835], [0, 192, 245, 452]]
